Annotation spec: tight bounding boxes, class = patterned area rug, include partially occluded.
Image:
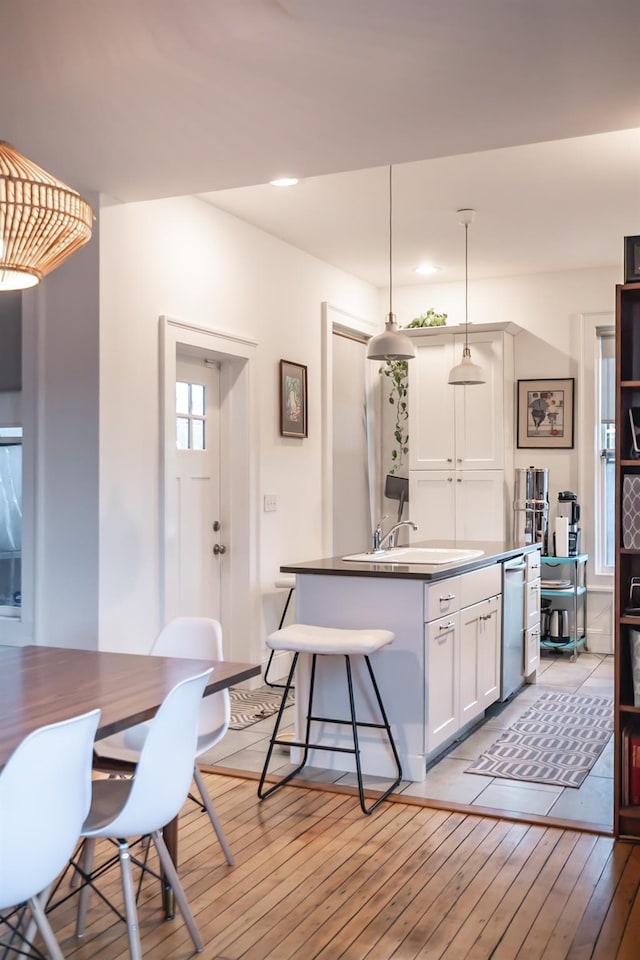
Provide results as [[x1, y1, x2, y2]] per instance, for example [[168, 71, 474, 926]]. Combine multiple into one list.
[[465, 691, 613, 788], [229, 686, 293, 730]]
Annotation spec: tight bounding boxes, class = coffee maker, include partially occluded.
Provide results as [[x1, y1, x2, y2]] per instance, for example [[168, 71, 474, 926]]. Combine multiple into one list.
[[554, 491, 581, 556]]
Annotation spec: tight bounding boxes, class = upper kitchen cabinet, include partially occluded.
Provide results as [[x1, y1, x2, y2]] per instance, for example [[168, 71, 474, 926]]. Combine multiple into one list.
[[408, 324, 518, 472], [407, 323, 520, 541]]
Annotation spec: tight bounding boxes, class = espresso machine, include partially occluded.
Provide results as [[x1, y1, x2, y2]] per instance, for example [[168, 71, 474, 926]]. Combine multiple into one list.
[[554, 491, 581, 556]]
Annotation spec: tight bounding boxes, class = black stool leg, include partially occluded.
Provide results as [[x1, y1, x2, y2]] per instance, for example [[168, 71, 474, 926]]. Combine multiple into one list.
[[264, 588, 295, 689], [258, 653, 315, 799], [363, 655, 403, 809]]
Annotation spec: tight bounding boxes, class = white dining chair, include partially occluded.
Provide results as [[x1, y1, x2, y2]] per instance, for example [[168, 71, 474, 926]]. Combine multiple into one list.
[[93, 616, 234, 866], [0, 708, 100, 960], [76, 668, 212, 960]]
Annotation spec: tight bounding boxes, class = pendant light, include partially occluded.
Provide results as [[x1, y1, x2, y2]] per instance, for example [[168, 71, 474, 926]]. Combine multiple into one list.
[[367, 165, 416, 362], [0, 141, 93, 291], [448, 208, 485, 385]]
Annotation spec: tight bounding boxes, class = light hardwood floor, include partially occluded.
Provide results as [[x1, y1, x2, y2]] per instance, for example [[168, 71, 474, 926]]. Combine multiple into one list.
[[38, 772, 640, 960]]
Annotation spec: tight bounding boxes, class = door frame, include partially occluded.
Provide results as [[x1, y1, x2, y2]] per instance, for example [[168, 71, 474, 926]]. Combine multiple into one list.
[[320, 302, 380, 556], [159, 316, 259, 666]]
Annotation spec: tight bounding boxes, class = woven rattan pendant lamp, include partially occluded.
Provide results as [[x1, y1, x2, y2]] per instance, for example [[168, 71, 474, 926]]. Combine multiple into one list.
[[0, 141, 93, 291]]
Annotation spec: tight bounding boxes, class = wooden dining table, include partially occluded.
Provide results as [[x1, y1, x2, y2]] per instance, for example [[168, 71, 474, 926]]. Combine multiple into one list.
[[0, 643, 260, 917]]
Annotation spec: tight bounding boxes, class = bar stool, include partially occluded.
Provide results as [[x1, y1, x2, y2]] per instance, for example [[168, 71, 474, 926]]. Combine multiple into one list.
[[257, 623, 402, 814], [264, 575, 296, 688]]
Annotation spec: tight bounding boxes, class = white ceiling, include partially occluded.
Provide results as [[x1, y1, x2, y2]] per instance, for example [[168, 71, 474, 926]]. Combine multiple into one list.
[[2, 0, 640, 285]]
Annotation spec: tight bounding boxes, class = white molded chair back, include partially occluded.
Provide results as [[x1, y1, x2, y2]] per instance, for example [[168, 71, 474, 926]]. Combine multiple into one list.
[[0, 709, 100, 908], [101, 617, 228, 760], [85, 669, 212, 839], [151, 617, 228, 752]]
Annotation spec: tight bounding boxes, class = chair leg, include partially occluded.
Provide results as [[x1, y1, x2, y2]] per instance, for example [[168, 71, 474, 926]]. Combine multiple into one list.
[[258, 652, 313, 799], [28, 895, 65, 960], [345, 654, 403, 815], [193, 764, 235, 866], [264, 588, 295, 688], [151, 831, 203, 953], [118, 840, 144, 960], [75, 836, 96, 937]]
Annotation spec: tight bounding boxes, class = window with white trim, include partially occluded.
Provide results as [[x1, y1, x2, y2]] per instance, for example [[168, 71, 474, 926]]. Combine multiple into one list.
[[597, 327, 615, 575]]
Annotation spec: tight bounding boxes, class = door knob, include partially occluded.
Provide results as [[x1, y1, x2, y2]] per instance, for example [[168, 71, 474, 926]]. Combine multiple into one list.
[[213, 544, 227, 555]]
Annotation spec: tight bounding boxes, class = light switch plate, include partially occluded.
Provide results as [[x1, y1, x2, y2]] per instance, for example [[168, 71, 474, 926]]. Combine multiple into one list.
[[264, 494, 277, 513]]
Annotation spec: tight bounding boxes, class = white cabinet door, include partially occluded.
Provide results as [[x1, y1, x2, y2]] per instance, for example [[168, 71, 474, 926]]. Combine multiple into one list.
[[477, 596, 501, 710], [410, 331, 506, 472], [409, 334, 456, 470], [454, 331, 505, 471], [459, 595, 501, 726], [454, 470, 505, 540], [526, 624, 540, 675], [411, 470, 504, 541], [426, 614, 459, 752], [410, 471, 456, 540]]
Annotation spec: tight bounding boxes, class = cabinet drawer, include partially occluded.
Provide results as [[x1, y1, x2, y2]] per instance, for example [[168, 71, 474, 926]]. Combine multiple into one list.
[[525, 577, 541, 627], [425, 576, 461, 621], [526, 550, 541, 581], [459, 563, 501, 608]]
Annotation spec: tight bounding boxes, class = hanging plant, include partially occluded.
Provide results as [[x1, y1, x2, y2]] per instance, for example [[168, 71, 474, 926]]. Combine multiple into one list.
[[380, 309, 447, 474]]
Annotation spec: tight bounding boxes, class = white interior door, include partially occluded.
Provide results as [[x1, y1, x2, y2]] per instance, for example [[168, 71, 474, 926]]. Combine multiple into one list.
[[176, 354, 221, 619]]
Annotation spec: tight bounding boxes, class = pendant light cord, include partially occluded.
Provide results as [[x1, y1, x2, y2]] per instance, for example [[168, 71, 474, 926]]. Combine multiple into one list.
[[464, 220, 469, 349], [389, 164, 393, 317]]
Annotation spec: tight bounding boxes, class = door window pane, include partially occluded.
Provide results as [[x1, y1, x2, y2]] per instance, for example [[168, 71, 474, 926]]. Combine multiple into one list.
[[176, 381, 189, 415], [192, 420, 205, 451], [176, 418, 189, 450], [191, 384, 205, 416]]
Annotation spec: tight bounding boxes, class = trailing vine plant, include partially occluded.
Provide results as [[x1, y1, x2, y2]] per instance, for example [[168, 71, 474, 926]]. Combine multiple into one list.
[[380, 308, 448, 474]]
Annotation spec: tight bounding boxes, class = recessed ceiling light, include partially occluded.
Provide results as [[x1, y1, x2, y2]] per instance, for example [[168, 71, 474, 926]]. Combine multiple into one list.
[[414, 264, 441, 276], [269, 177, 299, 187]]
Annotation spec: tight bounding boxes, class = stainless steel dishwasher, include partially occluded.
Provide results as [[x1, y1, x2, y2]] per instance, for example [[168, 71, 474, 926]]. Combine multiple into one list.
[[501, 555, 526, 700]]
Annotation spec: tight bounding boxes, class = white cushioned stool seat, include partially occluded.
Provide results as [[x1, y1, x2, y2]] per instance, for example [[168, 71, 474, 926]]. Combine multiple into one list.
[[274, 574, 296, 590], [268, 623, 394, 656]]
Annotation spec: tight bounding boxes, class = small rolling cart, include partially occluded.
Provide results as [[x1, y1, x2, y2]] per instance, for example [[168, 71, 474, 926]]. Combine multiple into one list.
[[539, 553, 588, 662]]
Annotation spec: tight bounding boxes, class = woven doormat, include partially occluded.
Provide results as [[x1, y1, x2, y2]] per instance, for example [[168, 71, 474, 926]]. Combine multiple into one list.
[[229, 686, 293, 730], [465, 691, 613, 788]]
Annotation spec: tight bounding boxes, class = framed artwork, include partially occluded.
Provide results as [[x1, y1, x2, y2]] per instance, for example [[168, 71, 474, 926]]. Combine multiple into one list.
[[625, 235, 640, 284], [517, 378, 575, 449], [280, 360, 307, 438]]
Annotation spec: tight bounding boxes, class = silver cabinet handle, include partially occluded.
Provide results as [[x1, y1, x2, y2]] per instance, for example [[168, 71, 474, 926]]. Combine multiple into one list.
[[447, 457, 453, 462], [440, 593, 456, 601], [439, 621, 455, 631], [213, 544, 227, 555]]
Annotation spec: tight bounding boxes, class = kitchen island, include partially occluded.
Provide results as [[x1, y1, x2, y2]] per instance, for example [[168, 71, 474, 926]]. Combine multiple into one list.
[[280, 540, 540, 782]]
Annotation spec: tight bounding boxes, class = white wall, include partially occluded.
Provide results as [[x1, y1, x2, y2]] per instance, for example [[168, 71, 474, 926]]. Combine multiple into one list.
[[98, 195, 379, 653], [390, 265, 619, 652]]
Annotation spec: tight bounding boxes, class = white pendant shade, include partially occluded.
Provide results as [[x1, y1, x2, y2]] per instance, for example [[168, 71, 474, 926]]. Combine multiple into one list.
[[367, 313, 417, 361], [448, 346, 485, 385], [0, 141, 93, 291]]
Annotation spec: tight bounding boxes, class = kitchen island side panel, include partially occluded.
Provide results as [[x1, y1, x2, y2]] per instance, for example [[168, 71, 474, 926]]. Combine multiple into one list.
[[294, 573, 426, 781]]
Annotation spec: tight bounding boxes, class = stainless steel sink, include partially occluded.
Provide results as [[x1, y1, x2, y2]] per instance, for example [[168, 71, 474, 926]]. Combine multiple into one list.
[[342, 547, 484, 565]]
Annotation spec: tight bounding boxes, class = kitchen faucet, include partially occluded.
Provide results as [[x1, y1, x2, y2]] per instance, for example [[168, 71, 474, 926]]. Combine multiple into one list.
[[372, 516, 418, 552]]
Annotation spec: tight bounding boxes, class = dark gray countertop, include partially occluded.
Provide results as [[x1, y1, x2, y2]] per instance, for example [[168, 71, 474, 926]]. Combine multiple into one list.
[[281, 539, 541, 582]]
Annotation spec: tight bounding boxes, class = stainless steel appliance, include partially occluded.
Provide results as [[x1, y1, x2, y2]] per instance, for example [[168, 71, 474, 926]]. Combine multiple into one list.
[[501, 554, 526, 700], [555, 491, 581, 556], [513, 467, 549, 554], [549, 608, 570, 641]]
